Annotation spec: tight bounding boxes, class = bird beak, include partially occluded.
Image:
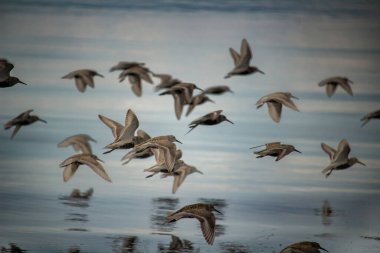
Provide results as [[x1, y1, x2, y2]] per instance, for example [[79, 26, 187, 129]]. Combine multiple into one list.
[[39, 118, 47, 123], [291, 95, 299, 99], [209, 98, 215, 103], [225, 118, 234, 124], [20, 81, 28, 85], [294, 149, 301, 153], [175, 138, 182, 144], [256, 104, 263, 109], [213, 208, 223, 215], [319, 246, 328, 252], [97, 157, 105, 163], [358, 160, 366, 166], [195, 86, 204, 92], [249, 144, 265, 149]]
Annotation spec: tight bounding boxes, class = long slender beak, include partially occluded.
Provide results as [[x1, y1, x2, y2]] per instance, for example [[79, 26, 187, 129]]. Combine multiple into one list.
[[195, 86, 204, 92], [294, 148, 302, 153], [209, 98, 215, 103], [249, 144, 265, 149], [256, 104, 263, 109], [39, 119, 47, 123], [225, 118, 234, 124], [97, 158, 105, 163], [257, 69, 265, 75], [319, 246, 328, 252], [175, 138, 182, 144], [20, 81, 28, 85], [358, 160, 366, 166], [213, 208, 223, 215]]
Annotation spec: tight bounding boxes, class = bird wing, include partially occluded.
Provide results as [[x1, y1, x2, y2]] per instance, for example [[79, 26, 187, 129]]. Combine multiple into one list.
[[174, 93, 185, 120], [326, 84, 337, 97], [275, 147, 290, 161], [10, 125, 22, 139], [172, 166, 189, 194], [321, 143, 337, 160], [156, 141, 177, 173], [229, 48, 241, 66], [129, 75, 142, 97], [189, 209, 216, 245], [74, 76, 87, 92], [98, 115, 124, 139], [129, 66, 153, 84], [137, 129, 151, 141], [63, 163, 79, 182], [77, 156, 112, 182], [271, 93, 299, 111], [339, 82, 353, 96], [332, 139, 351, 164], [73, 142, 93, 154], [117, 109, 139, 142], [267, 102, 282, 123], [0, 60, 14, 81], [235, 38, 252, 69]]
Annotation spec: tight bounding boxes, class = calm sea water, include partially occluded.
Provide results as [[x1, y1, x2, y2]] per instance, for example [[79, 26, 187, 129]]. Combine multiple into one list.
[[1, 1, 380, 252]]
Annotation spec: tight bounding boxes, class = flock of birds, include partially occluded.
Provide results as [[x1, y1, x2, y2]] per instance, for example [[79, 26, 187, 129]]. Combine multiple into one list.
[[1, 37, 379, 251]]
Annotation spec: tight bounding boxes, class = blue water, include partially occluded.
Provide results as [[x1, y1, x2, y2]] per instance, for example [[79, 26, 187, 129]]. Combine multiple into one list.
[[1, 1, 380, 252]]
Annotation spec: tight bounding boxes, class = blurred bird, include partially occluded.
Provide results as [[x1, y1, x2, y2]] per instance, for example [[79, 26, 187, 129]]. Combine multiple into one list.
[[318, 76, 353, 97], [144, 149, 183, 178], [160, 83, 203, 119], [279, 241, 328, 253], [109, 61, 145, 72], [256, 92, 299, 123], [166, 203, 222, 245], [321, 139, 366, 178], [4, 109, 46, 139], [118, 65, 153, 97], [202, 85, 233, 95], [62, 69, 104, 93], [0, 59, 27, 88], [153, 73, 181, 91], [121, 135, 181, 172], [360, 109, 380, 127], [186, 110, 233, 135], [251, 142, 301, 161], [118, 129, 154, 164], [98, 109, 139, 154], [58, 134, 96, 154], [59, 154, 111, 182], [185, 93, 214, 116], [225, 38, 264, 78]]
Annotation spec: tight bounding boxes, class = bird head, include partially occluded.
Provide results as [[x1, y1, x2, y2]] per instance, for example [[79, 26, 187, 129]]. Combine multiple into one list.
[[221, 115, 234, 124], [351, 157, 366, 166]]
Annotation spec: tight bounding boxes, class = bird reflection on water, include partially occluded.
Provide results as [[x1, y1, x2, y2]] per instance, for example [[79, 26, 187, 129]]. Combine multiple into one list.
[[150, 197, 179, 232], [109, 235, 139, 253], [0, 243, 27, 253], [154, 233, 197, 253], [59, 188, 93, 232]]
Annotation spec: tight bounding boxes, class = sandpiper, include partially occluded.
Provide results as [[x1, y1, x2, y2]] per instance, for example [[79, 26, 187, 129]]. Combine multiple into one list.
[[62, 69, 103, 92], [186, 110, 233, 135], [225, 38, 264, 78], [256, 92, 299, 123], [318, 76, 353, 97], [250, 142, 301, 161], [4, 109, 46, 139], [321, 139, 365, 178], [166, 203, 222, 245]]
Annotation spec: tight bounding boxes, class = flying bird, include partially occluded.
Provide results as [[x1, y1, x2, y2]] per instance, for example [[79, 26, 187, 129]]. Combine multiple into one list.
[[321, 139, 365, 178], [153, 73, 181, 91], [202, 85, 233, 95], [185, 93, 214, 117], [99, 109, 139, 154], [166, 203, 222, 245], [256, 92, 299, 123], [360, 109, 380, 127], [186, 110, 233, 135], [59, 154, 112, 182], [318, 76, 353, 97], [0, 59, 27, 88], [279, 241, 328, 253], [109, 61, 145, 72], [118, 65, 153, 97], [4, 109, 46, 139], [58, 134, 96, 154], [225, 38, 264, 78], [251, 142, 301, 161], [62, 69, 104, 92]]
